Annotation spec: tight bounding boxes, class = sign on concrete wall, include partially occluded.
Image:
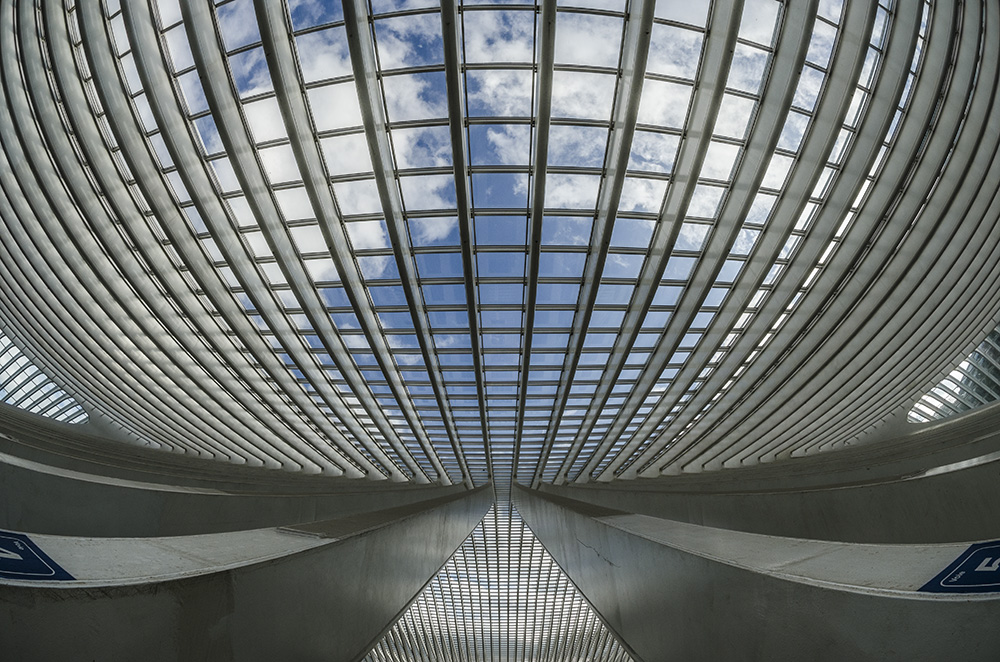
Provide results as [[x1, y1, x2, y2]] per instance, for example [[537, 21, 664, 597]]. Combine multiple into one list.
[[920, 541, 1000, 594], [0, 530, 74, 581]]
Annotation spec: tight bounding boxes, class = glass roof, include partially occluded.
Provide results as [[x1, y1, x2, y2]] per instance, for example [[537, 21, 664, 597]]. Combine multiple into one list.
[[0, 332, 87, 424], [910, 325, 1000, 423], [364, 502, 634, 662], [7, 0, 999, 656], [30, 0, 930, 489]]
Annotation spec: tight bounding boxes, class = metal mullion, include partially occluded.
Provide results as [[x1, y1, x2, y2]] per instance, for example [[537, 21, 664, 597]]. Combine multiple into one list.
[[781, 3, 997, 453], [341, 0, 471, 486], [396, 166, 453, 178], [0, 351, 21, 381], [443, 548, 469, 661], [693, 3, 959, 467], [180, 0, 424, 481], [471, 525, 487, 662], [84, 4, 346, 462], [415, 595, 444, 661], [465, 116, 533, 126], [664, 4, 962, 471], [0, 266, 181, 450], [110, 0, 380, 477], [616, 0, 878, 477], [379, 63, 446, 77], [550, 62, 619, 77], [8, 380, 51, 412], [467, 165, 531, 175], [931, 374, 987, 410], [41, 398, 79, 422], [0, 5, 243, 461], [527, 0, 688, 487], [511, 0, 590, 481], [592, 0, 824, 481], [40, 0, 332, 471], [396, 611, 424, 661], [786, 64, 1000, 458], [440, 0, 496, 492], [982, 336, 1000, 366], [0, 217, 212, 455], [28, 394, 73, 421]]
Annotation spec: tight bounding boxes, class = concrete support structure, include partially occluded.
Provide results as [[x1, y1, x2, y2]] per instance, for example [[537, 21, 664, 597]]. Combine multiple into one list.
[[0, 408, 491, 660], [516, 402, 1000, 660]]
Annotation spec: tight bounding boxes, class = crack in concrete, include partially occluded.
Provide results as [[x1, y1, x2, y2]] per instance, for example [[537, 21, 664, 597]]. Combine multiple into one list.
[[577, 538, 619, 568]]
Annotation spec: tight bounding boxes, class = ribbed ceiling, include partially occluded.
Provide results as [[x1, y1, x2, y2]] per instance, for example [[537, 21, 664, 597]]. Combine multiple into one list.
[[1, 0, 998, 494], [5, 0, 1000, 659]]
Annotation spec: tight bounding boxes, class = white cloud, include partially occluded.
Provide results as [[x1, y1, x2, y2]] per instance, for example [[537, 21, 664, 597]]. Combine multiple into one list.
[[547, 125, 607, 168], [675, 222, 710, 251], [321, 133, 374, 176], [618, 177, 667, 214], [654, 0, 710, 27], [373, 13, 443, 69], [260, 144, 302, 185], [462, 10, 534, 63], [303, 256, 341, 282], [731, 228, 760, 256], [487, 125, 531, 166], [727, 43, 769, 94], [647, 24, 703, 79], [699, 142, 740, 182], [554, 13, 622, 68], [274, 187, 315, 221], [628, 131, 679, 173], [210, 157, 241, 193], [229, 47, 273, 98], [392, 126, 452, 169], [346, 220, 389, 251], [761, 153, 793, 189], [216, 0, 261, 51], [307, 82, 364, 131], [382, 73, 447, 122], [544, 174, 601, 209], [713, 93, 755, 140], [551, 71, 616, 120], [163, 25, 194, 72], [177, 70, 209, 115], [686, 185, 724, 218], [738, 0, 780, 46], [295, 27, 352, 83], [243, 97, 288, 143], [466, 70, 533, 117], [806, 20, 837, 68], [154, 0, 181, 26], [636, 79, 691, 128], [793, 66, 824, 112], [333, 179, 383, 216], [399, 175, 456, 211], [409, 217, 458, 245]]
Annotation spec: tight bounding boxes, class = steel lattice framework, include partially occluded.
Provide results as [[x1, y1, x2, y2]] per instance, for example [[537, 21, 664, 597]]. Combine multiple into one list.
[[364, 503, 634, 662], [2, 0, 1000, 658]]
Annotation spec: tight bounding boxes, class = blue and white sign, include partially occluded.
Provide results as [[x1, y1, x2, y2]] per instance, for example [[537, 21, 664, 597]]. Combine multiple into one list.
[[0, 530, 73, 581], [921, 540, 1000, 594]]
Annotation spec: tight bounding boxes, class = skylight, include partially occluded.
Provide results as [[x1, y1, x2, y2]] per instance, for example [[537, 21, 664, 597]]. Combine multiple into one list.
[[364, 503, 634, 662], [0, 332, 87, 424]]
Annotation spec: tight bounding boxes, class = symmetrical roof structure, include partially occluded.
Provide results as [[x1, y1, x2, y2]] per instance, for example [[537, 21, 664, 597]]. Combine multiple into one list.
[[364, 503, 634, 661], [3, 0, 1000, 657]]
